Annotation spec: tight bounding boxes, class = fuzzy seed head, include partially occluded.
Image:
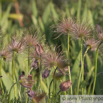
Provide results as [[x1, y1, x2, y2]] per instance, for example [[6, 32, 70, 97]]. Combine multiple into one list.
[[8, 38, 24, 53], [85, 38, 98, 51], [0, 48, 11, 61], [24, 34, 38, 47], [42, 51, 66, 69], [55, 18, 75, 37], [71, 22, 91, 39]]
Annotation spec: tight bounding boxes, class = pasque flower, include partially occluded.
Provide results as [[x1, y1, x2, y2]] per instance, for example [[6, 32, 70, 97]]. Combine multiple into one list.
[[0, 48, 11, 61], [26, 89, 46, 103], [85, 38, 99, 51], [42, 51, 68, 69], [55, 18, 75, 37], [59, 80, 72, 91], [19, 71, 34, 88], [8, 37, 24, 53], [31, 59, 38, 69], [96, 25, 103, 42], [42, 69, 50, 79], [24, 34, 39, 47], [71, 22, 91, 39]]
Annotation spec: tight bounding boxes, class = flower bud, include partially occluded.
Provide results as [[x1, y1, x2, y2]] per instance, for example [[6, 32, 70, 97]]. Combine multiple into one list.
[[35, 44, 44, 56], [42, 69, 50, 79], [31, 59, 38, 69], [19, 71, 25, 80], [26, 89, 36, 98], [59, 80, 72, 91]]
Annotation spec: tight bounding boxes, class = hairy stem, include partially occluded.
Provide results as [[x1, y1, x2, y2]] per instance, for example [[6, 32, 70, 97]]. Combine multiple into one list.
[[12, 51, 17, 98], [68, 66, 72, 94], [52, 67, 58, 102], [92, 42, 102, 94], [49, 79, 53, 103], [54, 90, 61, 103]]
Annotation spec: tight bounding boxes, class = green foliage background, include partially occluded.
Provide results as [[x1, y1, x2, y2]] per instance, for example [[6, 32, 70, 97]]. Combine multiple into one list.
[[1, 0, 103, 102]]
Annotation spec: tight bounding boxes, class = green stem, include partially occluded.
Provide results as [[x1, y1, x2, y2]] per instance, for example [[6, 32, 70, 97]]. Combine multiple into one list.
[[81, 38, 84, 95], [82, 46, 90, 95], [68, 66, 72, 94], [92, 42, 102, 95], [8, 81, 19, 103], [77, 38, 83, 95], [77, 45, 90, 95], [12, 51, 17, 98], [52, 67, 58, 103], [0, 58, 4, 96], [49, 79, 53, 103], [54, 90, 61, 103], [28, 67, 33, 75]]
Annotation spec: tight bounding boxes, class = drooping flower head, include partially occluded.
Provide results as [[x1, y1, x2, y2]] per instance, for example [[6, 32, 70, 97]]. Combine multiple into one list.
[[71, 22, 91, 39], [59, 80, 72, 91], [42, 69, 50, 79], [8, 37, 25, 53], [19, 71, 34, 88]]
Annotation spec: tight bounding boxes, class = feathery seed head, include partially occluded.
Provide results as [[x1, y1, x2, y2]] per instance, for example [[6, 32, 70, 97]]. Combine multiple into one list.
[[55, 18, 75, 37], [71, 22, 91, 39], [8, 37, 24, 53], [0, 48, 11, 61], [85, 38, 98, 51], [24, 34, 39, 47], [42, 51, 65, 69]]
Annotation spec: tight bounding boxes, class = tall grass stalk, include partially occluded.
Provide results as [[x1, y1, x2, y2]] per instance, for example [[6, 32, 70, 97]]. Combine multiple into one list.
[[12, 51, 17, 98], [0, 58, 4, 96], [92, 42, 102, 94]]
